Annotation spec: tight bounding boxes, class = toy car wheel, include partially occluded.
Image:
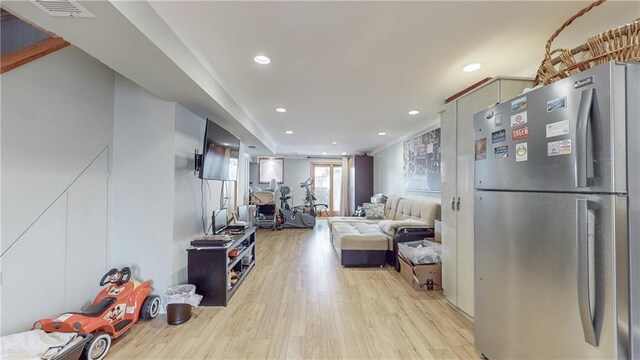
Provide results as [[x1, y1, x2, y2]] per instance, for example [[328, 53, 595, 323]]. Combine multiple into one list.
[[141, 295, 161, 319], [84, 332, 111, 360]]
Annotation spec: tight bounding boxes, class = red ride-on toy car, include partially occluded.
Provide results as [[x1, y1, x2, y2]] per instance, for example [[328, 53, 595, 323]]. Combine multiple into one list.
[[33, 267, 160, 360]]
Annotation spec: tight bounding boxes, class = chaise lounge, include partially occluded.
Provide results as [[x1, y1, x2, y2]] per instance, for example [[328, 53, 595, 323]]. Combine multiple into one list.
[[328, 196, 441, 267]]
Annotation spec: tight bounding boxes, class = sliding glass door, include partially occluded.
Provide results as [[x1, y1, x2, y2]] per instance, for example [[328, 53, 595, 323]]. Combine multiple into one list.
[[311, 163, 342, 216]]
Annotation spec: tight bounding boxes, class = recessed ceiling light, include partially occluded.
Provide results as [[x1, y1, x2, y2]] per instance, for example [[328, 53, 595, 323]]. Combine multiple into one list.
[[222, 143, 229, 146], [285, 130, 293, 134], [378, 132, 387, 136], [254, 55, 271, 65], [332, 141, 337, 145], [408, 110, 420, 115], [341, 152, 347, 155], [463, 63, 482, 72], [276, 107, 286, 113], [322, 152, 327, 155]]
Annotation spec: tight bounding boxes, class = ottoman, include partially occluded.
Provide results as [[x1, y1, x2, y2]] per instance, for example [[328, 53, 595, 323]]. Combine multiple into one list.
[[332, 222, 389, 267]]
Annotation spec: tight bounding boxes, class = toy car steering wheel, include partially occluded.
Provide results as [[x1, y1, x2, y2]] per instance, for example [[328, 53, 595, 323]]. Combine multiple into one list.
[[99, 267, 132, 286]]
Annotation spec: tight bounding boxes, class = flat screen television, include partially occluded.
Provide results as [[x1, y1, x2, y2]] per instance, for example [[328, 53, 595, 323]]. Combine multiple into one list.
[[198, 119, 240, 181]]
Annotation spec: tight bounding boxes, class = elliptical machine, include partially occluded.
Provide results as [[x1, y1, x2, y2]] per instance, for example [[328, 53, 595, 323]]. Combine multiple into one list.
[[277, 184, 316, 228]]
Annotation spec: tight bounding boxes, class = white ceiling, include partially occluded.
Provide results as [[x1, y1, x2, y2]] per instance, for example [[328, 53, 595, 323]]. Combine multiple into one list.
[[7, 1, 636, 157], [149, 0, 638, 156]]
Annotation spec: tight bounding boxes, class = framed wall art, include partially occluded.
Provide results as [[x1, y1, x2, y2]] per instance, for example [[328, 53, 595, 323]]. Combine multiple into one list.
[[403, 128, 441, 192]]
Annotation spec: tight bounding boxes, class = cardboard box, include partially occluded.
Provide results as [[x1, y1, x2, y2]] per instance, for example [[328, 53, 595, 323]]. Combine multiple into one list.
[[398, 253, 442, 291], [434, 220, 442, 243]]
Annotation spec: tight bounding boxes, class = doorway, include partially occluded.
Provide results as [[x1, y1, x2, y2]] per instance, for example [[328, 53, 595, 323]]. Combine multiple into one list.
[[311, 163, 342, 216]]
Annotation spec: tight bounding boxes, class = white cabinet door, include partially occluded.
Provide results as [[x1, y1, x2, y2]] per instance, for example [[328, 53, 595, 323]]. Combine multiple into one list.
[[456, 81, 500, 318], [441, 78, 533, 319], [440, 102, 458, 305]]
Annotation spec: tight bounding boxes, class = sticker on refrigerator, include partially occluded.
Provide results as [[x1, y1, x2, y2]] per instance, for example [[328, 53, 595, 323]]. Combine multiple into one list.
[[494, 145, 508, 158], [491, 129, 506, 143], [511, 97, 527, 112], [510, 111, 528, 127], [548, 139, 572, 156], [546, 120, 570, 138], [475, 138, 487, 160], [546, 97, 567, 112], [515, 142, 528, 162], [512, 126, 529, 140], [494, 112, 503, 126]]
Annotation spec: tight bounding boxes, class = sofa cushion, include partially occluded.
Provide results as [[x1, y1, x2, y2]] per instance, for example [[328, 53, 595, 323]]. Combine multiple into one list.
[[378, 219, 429, 236], [384, 197, 403, 219], [327, 217, 381, 232], [332, 223, 388, 251], [363, 203, 385, 219], [392, 198, 441, 227]]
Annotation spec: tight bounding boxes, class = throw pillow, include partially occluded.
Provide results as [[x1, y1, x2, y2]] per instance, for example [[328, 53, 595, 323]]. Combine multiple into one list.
[[363, 203, 385, 220]]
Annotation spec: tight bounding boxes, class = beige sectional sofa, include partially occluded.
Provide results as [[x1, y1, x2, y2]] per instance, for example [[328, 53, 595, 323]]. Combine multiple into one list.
[[328, 196, 441, 267]]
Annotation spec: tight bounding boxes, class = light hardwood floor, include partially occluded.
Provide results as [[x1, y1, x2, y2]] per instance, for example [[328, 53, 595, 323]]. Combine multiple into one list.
[[109, 221, 475, 359]]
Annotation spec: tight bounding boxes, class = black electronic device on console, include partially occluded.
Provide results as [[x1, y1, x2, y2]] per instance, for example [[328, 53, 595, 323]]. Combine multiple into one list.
[[212, 208, 228, 234], [225, 225, 246, 235]]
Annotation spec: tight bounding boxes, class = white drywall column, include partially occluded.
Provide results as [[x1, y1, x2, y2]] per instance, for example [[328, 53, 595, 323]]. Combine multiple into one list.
[[111, 74, 175, 294]]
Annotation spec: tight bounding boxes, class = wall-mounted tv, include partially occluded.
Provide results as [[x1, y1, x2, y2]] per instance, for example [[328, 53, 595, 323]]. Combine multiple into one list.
[[197, 119, 240, 181]]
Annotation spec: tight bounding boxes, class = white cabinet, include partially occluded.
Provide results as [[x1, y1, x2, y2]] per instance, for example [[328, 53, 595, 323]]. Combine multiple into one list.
[[441, 77, 532, 319]]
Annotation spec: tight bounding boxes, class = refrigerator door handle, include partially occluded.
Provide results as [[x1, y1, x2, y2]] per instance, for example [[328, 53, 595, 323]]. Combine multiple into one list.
[[450, 197, 456, 211], [576, 199, 599, 347], [575, 88, 594, 188], [456, 197, 461, 211]]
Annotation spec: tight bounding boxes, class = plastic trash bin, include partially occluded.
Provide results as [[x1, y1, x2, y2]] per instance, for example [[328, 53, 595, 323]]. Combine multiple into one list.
[[163, 285, 202, 325]]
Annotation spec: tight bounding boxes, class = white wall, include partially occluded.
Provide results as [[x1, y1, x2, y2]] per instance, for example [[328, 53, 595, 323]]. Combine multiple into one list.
[[111, 74, 176, 294], [373, 142, 405, 198], [1, 46, 114, 254], [1, 46, 113, 334], [373, 125, 441, 202]]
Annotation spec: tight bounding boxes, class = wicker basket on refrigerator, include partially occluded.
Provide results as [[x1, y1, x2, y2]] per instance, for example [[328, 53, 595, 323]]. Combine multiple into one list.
[[534, 0, 640, 85]]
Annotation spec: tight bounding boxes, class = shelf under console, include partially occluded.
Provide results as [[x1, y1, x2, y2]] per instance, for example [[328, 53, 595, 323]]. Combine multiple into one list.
[[187, 226, 257, 306]]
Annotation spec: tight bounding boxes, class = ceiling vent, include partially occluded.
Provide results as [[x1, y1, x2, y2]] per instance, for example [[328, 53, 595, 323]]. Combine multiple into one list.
[[30, 0, 95, 18]]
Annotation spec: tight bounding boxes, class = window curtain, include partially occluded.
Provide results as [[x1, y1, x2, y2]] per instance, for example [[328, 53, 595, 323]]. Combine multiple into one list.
[[340, 156, 350, 216]]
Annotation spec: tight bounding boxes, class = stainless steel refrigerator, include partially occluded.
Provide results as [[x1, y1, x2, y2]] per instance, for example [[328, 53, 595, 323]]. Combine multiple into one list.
[[473, 62, 640, 359]]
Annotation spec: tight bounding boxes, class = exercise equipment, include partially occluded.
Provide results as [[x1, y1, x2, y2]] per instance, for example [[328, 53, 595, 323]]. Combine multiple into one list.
[[298, 178, 329, 217], [277, 182, 316, 229]]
